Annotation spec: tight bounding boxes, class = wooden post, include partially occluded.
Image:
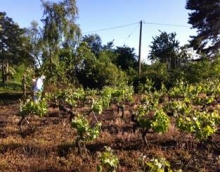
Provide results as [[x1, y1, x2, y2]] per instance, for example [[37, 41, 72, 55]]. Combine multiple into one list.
[[138, 20, 143, 75], [22, 75, 26, 98]]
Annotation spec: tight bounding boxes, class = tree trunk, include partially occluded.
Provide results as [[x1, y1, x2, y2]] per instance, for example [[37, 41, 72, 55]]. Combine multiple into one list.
[[5, 60, 9, 82], [22, 75, 27, 98], [2, 60, 6, 83], [2, 60, 10, 83], [48, 46, 54, 75], [2, 62, 4, 83]]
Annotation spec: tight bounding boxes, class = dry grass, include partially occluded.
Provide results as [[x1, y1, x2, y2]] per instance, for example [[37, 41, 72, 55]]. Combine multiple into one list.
[[0, 100, 219, 172]]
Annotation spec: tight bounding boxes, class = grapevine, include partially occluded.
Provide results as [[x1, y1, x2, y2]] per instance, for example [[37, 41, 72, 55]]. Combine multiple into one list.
[[18, 97, 48, 133], [97, 146, 119, 172], [176, 110, 219, 140], [71, 114, 102, 155], [132, 95, 170, 148]]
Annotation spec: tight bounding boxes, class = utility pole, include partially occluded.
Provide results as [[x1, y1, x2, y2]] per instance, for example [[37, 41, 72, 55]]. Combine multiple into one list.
[[138, 20, 142, 75]]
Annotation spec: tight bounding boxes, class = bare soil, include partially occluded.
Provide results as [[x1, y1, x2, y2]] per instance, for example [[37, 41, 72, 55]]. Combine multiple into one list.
[[0, 96, 220, 172]]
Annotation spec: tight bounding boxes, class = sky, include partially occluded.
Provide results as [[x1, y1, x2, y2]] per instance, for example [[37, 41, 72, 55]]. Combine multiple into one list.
[[1, 0, 197, 63]]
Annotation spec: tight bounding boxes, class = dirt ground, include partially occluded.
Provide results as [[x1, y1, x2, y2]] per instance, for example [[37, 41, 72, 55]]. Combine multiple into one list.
[[0, 97, 220, 172]]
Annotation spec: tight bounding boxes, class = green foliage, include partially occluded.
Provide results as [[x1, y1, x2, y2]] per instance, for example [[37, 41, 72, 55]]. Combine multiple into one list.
[[186, 0, 220, 55], [168, 78, 220, 106], [13, 65, 27, 84], [176, 110, 219, 140], [82, 34, 102, 55], [41, 0, 80, 47], [169, 79, 189, 98], [92, 99, 105, 114], [148, 31, 180, 70], [0, 65, 42, 92], [133, 63, 170, 93], [76, 44, 128, 89], [183, 60, 211, 83], [146, 157, 173, 172], [71, 114, 102, 141], [89, 84, 134, 115], [45, 88, 86, 107], [110, 84, 134, 103], [19, 98, 48, 117], [97, 146, 119, 172], [0, 12, 25, 64], [40, 0, 81, 83], [165, 79, 220, 140], [139, 155, 182, 172], [24, 21, 43, 68], [0, 12, 32, 83], [0, 81, 22, 92], [113, 46, 138, 71], [135, 94, 170, 133], [152, 109, 170, 133], [135, 78, 155, 94]]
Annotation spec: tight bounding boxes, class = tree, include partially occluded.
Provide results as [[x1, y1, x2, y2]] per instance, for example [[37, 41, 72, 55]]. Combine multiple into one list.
[[186, 0, 220, 56], [0, 12, 28, 83], [113, 46, 138, 71], [24, 21, 44, 69], [41, 0, 81, 76], [81, 34, 115, 55], [76, 43, 127, 89], [148, 31, 180, 70], [81, 34, 103, 55]]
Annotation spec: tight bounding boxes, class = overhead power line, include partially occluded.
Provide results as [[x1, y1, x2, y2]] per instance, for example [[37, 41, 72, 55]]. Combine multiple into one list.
[[123, 23, 139, 45], [82, 21, 191, 35], [143, 21, 190, 28], [82, 22, 139, 34]]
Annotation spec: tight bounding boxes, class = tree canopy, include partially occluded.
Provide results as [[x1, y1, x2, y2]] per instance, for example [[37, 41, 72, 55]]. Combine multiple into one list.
[[148, 31, 180, 70], [2, 0, 220, 91], [186, 0, 220, 56], [81, 34, 103, 55], [40, 0, 81, 76], [0, 12, 32, 82]]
